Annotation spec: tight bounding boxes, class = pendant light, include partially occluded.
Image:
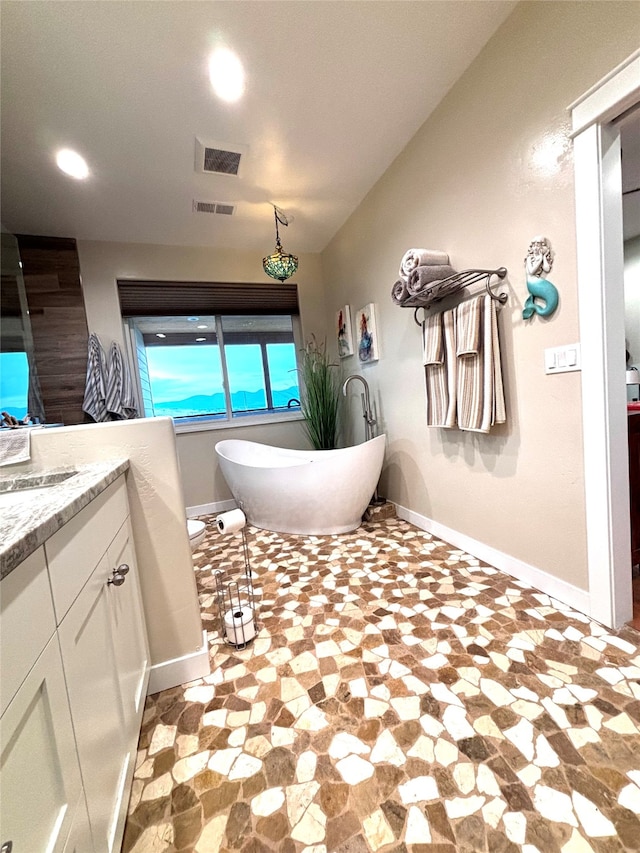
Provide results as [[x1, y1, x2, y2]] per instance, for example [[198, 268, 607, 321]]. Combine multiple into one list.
[[262, 205, 298, 282]]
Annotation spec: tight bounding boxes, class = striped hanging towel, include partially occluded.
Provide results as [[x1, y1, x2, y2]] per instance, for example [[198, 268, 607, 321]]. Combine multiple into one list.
[[423, 310, 458, 428], [423, 312, 447, 427], [456, 294, 506, 433], [442, 308, 458, 428], [106, 341, 138, 419], [82, 334, 109, 422]]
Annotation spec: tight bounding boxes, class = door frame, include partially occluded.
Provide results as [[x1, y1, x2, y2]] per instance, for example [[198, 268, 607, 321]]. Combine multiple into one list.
[[570, 48, 640, 627]]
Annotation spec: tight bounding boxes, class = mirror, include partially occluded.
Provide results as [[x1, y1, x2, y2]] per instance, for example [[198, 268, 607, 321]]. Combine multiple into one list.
[[0, 231, 45, 423]]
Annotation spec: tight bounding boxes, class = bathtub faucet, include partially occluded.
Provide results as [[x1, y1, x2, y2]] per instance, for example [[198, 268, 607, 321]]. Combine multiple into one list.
[[342, 374, 376, 442], [342, 374, 383, 506]]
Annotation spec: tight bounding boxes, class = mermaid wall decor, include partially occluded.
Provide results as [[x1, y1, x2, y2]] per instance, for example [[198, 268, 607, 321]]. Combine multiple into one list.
[[522, 235, 559, 320]]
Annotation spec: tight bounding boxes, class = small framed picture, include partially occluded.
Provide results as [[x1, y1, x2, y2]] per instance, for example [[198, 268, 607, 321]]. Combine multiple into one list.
[[336, 305, 354, 358], [356, 303, 378, 363]]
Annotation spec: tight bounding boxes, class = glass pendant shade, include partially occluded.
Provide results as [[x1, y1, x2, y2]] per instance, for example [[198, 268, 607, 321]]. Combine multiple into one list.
[[263, 245, 298, 282], [263, 206, 298, 281]]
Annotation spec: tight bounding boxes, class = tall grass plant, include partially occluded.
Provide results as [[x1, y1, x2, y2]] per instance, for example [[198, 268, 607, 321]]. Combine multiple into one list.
[[299, 337, 340, 450]]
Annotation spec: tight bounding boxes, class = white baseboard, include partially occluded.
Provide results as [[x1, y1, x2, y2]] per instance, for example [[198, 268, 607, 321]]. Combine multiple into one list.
[[395, 504, 591, 617], [147, 630, 210, 694], [187, 499, 236, 518]]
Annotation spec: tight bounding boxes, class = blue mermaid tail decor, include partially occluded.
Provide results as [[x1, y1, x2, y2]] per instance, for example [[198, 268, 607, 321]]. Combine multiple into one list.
[[522, 235, 558, 319]]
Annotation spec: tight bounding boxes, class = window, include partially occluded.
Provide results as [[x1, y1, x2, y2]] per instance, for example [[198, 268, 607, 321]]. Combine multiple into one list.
[[126, 314, 301, 423], [0, 351, 29, 420], [117, 280, 303, 427]]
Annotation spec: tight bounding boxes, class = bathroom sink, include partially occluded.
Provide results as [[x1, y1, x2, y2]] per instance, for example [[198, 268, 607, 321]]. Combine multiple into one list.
[[0, 469, 79, 496]]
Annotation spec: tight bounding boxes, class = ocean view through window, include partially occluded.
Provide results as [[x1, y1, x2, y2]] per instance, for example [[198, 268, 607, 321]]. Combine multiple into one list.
[[126, 314, 301, 423], [0, 351, 28, 420]]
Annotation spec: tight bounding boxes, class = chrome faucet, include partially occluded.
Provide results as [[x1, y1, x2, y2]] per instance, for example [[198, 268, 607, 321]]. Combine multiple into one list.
[[342, 374, 383, 505], [342, 374, 376, 442]]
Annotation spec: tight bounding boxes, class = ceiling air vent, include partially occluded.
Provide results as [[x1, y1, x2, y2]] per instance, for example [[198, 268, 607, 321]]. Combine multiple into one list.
[[193, 201, 236, 215], [204, 148, 241, 175], [195, 138, 248, 177]]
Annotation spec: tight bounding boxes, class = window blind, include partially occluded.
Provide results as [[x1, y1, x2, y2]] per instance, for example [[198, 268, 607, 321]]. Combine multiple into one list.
[[117, 280, 299, 317]]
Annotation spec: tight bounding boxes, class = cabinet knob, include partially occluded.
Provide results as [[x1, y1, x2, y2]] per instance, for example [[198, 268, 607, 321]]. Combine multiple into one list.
[[1, 842, 13, 853], [117, 563, 130, 575], [107, 571, 126, 587]]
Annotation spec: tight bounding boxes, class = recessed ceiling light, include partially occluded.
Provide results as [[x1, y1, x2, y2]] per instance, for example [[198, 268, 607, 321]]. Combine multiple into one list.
[[156, 333, 166, 338], [196, 337, 206, 342], [55, 148, 89, 179], [187, 317, 200, 322], [209, 47, 245, 103], [197, 325, 208, 329]]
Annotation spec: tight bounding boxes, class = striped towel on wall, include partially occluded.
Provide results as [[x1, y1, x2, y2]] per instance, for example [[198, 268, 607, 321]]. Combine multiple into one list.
[[442, 308, 458, 428], [82, 334, 109, 422], [456, 294, 506, 433], [423, 313, 447, 427], [423, 309, 458, 428], [106, 341, 138, 419]]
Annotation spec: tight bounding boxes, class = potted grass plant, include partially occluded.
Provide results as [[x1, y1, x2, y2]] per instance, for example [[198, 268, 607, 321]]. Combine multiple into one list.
[[299, 336, 341, 450]]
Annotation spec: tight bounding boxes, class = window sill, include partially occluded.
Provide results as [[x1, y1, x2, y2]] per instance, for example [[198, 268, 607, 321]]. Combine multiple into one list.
[[173, 410, 305, 435]]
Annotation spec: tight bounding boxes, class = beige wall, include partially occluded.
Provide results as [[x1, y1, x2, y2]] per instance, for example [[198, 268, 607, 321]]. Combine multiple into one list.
[[322, 2, 640, 591], [27, 418, 202, 669], [76, 240, 326, 504]]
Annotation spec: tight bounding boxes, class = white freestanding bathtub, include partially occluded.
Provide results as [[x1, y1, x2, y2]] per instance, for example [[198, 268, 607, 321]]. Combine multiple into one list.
[[215, 434, 386, 535]]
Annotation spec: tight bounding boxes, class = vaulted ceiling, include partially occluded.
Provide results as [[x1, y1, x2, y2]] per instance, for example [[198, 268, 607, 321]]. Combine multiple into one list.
[[0, 1, 517, 253]]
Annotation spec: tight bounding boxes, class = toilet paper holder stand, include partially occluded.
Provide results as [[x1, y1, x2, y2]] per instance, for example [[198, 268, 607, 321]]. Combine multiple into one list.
[[213, 509, 257, 649]]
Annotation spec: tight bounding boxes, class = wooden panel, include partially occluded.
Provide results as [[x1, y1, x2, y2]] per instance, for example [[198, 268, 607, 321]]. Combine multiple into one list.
[[22, 273, 61, 292], [16, 234, 89, 425]]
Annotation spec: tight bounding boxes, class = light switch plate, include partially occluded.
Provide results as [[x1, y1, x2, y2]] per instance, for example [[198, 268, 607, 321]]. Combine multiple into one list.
[[544, 343, 581, 374]]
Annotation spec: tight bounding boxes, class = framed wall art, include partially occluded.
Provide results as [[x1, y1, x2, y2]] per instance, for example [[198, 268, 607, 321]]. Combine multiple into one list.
[[336, 305, 354, 358], [356, 303, 378, 363]]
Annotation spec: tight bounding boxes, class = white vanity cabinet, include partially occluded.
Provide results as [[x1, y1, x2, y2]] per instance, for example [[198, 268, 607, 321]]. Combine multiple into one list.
[[0, 550, 88, 853], [0, 473, 149, 853]]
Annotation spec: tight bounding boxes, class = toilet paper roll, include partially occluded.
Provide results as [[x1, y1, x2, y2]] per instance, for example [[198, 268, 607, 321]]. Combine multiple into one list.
[[224, 606, 256, 645], [216, 508, 246, 535]]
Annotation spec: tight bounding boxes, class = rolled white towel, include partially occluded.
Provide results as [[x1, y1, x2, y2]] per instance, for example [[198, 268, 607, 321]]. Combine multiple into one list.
[[391, 278, 409, 305], [399, 248, 449, 279], [406, 264, 458, 296]]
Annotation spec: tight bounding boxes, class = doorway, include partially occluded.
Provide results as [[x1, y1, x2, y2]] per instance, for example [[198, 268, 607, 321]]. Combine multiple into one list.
[[622, 110, 640, 627], [571, 48, 640, 629]]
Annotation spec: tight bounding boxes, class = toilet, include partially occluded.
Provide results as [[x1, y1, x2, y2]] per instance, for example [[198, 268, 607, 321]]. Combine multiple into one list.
[[187, 518, 206, 551]]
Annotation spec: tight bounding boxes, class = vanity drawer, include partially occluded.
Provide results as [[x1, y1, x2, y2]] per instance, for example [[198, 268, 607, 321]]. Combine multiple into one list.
[[0, 546, 56, 715], [46, 476, 129, 624]]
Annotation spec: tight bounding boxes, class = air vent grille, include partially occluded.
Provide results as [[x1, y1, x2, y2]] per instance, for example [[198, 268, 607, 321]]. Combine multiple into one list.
[[193, 201, 236, 215], [203, 147, 242, 175]]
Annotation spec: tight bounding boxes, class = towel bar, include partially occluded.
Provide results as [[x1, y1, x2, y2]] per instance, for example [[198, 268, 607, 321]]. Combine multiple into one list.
[[407, 267, 508, 326]]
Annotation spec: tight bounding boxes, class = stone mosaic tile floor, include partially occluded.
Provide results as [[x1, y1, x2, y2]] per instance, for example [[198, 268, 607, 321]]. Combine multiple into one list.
[[122, 514, 640, 853]]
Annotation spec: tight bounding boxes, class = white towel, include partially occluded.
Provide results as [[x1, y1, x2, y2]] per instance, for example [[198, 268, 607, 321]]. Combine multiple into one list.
[[106, 341, 138, 419], [0, 428, 31, 466], [391, 278, 409, 305], [399, 248, 450, 279], [82, 334, 109, 422], [406, 264, 459, 296]]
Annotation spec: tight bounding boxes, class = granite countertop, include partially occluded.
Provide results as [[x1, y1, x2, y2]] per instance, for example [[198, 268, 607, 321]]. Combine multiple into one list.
[[0, 459, 130, 580]]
